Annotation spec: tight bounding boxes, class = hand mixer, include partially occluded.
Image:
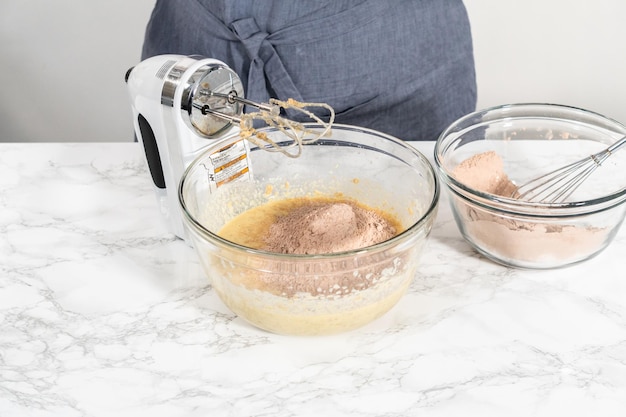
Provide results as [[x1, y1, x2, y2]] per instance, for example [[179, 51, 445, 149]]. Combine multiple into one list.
[[125, 54, 334, 239], [515, 134, 626, 203]]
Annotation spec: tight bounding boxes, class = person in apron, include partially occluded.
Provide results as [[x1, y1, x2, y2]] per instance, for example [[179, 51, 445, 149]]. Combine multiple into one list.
[[142, 0, 476, 142]]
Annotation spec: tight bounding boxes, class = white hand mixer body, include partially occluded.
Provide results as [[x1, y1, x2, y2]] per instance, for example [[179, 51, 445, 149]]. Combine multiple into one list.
[[125, 55, 248, 240], [125, 54, 334, 241]]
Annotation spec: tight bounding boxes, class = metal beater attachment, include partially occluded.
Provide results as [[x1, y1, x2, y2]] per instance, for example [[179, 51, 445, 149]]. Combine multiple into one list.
[[197, 91, 278, 130], [199, 92, 335, 158]]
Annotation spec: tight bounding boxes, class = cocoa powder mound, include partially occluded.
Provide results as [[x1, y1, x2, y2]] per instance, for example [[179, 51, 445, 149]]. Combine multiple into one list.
[[263, 201, 397, 254], [452, 150, 518, 197]]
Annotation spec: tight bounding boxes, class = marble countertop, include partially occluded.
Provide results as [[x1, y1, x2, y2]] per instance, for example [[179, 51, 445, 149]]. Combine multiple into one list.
[[2, 142, 626, 417]]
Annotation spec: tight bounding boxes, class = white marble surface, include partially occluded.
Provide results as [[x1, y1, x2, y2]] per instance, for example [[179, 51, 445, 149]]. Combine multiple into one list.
[[1, 142, 626, 417]]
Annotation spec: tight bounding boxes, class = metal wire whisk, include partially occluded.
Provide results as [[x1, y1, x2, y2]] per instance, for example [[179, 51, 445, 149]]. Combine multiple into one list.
[[515, 135, 626, 203]]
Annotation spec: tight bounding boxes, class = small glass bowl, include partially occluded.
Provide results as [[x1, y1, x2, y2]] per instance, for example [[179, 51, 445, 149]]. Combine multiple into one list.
[[435, 103, 626, 269], [180, 124, 439, 335]]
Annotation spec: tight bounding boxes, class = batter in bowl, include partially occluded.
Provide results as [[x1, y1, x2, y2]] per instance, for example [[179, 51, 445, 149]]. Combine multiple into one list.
[[209, 195, 415, 335]]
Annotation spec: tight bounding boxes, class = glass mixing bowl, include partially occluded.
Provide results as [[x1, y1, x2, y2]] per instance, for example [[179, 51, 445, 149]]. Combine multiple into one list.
[[179, 124, 439, 335], [435, 103, 626, 269]]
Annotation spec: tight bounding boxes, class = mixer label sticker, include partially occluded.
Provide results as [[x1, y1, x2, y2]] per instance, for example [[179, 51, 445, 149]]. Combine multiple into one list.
[[216, 166, 250, 187], [211, 140, 247, 166], [214, 153, 247, 174], [208, 139, 251, 189]]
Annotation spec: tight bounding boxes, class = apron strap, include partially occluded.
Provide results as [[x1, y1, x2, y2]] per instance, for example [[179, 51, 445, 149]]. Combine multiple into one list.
[[200, 1, 390, 108], [230, 17, 302, 105]]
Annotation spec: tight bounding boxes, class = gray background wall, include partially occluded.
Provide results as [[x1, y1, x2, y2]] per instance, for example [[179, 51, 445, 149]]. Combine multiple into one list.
[[1, 0, 625, 142]]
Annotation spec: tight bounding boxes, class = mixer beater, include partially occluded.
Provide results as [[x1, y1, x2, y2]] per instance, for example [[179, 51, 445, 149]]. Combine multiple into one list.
[[125, 54, 335, 239], [200, 92, 334, 158]]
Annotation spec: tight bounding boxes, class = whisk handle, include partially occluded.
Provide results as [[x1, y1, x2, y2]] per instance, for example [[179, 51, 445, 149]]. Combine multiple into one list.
[[607, 135, 626, 154]]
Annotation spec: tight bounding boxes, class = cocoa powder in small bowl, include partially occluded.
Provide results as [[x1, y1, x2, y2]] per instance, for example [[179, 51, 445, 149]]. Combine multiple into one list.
[[435, 103, 626, 269], [450, 150, 611, 266]]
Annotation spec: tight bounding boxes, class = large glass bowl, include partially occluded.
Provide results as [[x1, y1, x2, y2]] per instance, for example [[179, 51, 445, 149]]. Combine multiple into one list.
[[179, 124, 439, 335], [435, 103, 626, 269]]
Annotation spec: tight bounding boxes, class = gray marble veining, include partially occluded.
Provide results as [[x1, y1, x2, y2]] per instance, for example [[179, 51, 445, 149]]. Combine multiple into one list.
[[1, 142, 625, 416]]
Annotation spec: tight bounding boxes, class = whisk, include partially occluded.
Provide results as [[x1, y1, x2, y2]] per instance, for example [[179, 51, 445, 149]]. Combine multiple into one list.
[[515, 135, 626, 203]]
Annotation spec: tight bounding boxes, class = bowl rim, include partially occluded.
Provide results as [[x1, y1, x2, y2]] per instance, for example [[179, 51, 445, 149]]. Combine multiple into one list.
[[434, 103, 626, 217], [179, 123, 440, 259]]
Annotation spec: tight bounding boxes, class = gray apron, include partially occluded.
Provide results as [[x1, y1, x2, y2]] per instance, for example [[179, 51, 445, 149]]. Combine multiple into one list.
[[142, 0, 476, 141]]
